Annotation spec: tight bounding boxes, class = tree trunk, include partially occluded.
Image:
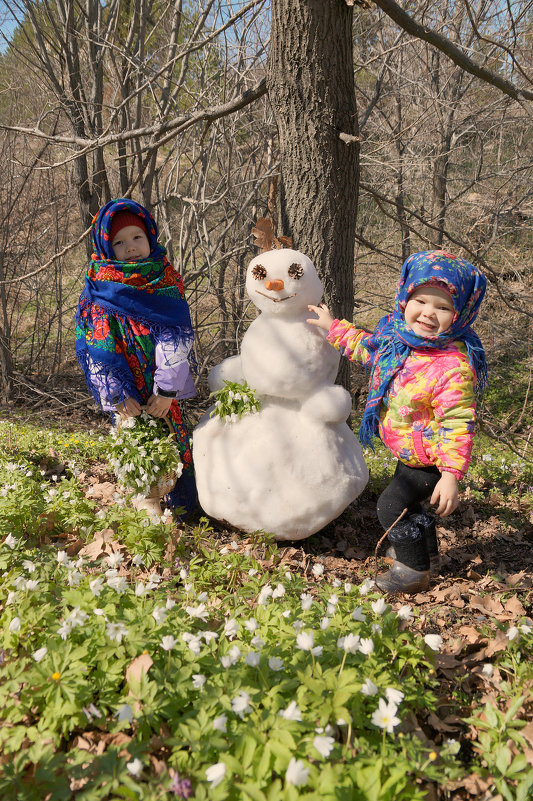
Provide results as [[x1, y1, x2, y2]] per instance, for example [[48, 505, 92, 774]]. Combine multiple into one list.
[[267, 0, 359, 326]]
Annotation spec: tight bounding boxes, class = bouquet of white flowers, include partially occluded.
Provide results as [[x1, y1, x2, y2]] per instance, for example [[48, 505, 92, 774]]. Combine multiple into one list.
[[107, 412, 183, 504], [210, 380, 260, 424]]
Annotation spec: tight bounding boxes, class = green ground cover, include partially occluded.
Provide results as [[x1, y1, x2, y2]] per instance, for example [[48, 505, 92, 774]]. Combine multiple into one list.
[[0, 416, 532, 801]]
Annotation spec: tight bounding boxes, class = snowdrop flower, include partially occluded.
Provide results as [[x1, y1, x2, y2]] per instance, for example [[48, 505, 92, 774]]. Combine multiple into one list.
[[293, 620, 304, 632], [296, 630, 315, 651], [161, 635, 177, 651], [69, 607, 89, 627], [126, 758, 143, 777], [320, 617, 330, 631], [93, 608, 106, 617], [67, 569, 83, 588], [33, 647, 48, 663], [285, 758, 309, 787], [134, 582, 146, 596], [5, 591, 16, 606], [506, 626, 519, 641], [250, 635, 265, 649], [106, 552, 124, 569], [186, 603, 209, 621], [248, 568, 258, 577], [223, 618, 239, 639], [300, 593, 313, 611], [245, 651, 261, 667], [358, 578, 374, 595], [351, 606, 366, 622], [212, 713, 228, 732], [280, 701, 302, 721], [312, 563, 324, 577], [359, 637, 374, 656], [166, 598, 176, 610], [397, 604, 413, 622], [152, 607, 167, 625], [285, 571, 293, 581], [313, 735, 335, 758], [115, 703, 134, 723], [56, 550, 69, 566], [424, 634, 443, 651], [25, 579, 39, 591], [4, 534, 17, 549], [192, 674, 206, 691], [371, 623, 382, 635], [268, 656, 284, 671], [372, 698, 401, 733], [328, 594, 339, 608], [371, 598, 388, 615], [89, 577, 105, 597], [339, 633, 360, 653], [106, 622, 129, 643], [521, 623, 532, 635], [184, 635, 202, 655], [8, 616, 21, 633], [481, 663, 494, 678], [12, 576, 26, 590], [205, 762, 226, 788], [231, 691, 251, 718], [361, 678, 378, 696], [197, 592, 209, 602], [107, 576, 128, 594], [257, 584, 273, 605], [272, 583, 285, 599], [202, 631, 219, 644], [220, 646, 241, 668], [57, 621, 72, 640], [22, 559, 36, 573], [385, 688, 404, 705], [131, 554, 144, 567], [344, 582, 353, 594], [178, 567, 188, 580], [82, 703, 102, 721], [282, 609, 291, 618]]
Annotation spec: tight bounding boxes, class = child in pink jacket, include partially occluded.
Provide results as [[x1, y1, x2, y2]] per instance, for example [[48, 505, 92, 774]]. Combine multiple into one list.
[[307, 250, 487, 594]]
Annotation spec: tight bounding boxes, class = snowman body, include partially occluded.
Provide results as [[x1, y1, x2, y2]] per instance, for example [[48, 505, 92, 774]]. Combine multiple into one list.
[[193, 248, 368, 540]]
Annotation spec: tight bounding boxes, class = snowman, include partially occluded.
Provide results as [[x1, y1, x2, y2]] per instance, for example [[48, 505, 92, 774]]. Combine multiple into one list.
[[193, 231, 368, 540]]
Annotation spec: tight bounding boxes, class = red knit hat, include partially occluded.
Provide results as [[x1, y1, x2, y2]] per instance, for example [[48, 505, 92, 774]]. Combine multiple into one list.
[[110, 210, 148, 242]]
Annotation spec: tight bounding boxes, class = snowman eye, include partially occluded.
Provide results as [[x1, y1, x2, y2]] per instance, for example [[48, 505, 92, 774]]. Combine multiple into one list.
[[251, 264, 267, 280], [288, 263, 304, 279]]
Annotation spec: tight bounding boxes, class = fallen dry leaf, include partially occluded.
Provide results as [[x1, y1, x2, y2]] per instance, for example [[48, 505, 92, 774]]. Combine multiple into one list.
[[126, 653, 153, 685]]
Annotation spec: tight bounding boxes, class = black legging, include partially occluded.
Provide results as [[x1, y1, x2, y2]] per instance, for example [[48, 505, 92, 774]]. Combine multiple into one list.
[[376, 461, 441, 532]]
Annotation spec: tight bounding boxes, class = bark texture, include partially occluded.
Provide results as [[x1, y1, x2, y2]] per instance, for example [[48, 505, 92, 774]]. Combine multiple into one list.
[[267, 0, 359, 323]]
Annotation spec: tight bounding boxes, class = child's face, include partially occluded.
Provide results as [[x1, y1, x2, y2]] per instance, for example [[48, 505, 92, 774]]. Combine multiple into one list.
[[404, 285, 455, 337], [111, 225, 150, 261]]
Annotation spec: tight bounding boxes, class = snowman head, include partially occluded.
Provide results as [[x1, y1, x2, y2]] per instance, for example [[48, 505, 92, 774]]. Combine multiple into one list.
[[246, 249, 322, 315]]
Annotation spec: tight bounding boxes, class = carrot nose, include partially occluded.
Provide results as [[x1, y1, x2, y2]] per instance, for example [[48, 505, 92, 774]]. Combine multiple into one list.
[[264, 279, 284, 291]]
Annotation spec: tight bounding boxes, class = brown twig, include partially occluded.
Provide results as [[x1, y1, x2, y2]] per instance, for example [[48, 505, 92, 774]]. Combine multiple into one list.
[[373, 507, 408, 585]]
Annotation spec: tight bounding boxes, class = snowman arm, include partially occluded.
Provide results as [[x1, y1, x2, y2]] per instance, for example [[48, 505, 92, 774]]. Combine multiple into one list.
[[301, 385, 352, 423], [327, 319, 372, 367], [208, 355, 244, 392]]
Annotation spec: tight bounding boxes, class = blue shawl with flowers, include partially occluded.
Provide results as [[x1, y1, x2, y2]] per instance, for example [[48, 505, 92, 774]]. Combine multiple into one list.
[[358, 250, 488, 447], [75, 198, 194, 407]]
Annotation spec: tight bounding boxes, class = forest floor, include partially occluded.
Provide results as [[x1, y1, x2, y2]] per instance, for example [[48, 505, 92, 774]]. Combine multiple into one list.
[[3, 390, 533, 800]]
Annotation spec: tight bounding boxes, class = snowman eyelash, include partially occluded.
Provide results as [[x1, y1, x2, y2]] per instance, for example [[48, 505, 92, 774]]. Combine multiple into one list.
[[288, 263, 304, 279], [251, 265, 267, 280]]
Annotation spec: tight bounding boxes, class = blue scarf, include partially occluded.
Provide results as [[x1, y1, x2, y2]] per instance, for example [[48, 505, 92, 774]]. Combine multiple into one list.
[[359, 250, 488, 447], [75, 198, 194, 405]]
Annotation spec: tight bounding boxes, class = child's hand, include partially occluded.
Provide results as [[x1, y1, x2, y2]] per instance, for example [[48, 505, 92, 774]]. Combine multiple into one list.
[[430, 471, 459, 517], [115, 396, 142, 418], [145, 393, 173, 418], [307, 303, 335, 332]]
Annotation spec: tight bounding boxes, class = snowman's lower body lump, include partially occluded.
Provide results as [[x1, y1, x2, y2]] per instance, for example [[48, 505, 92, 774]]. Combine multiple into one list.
[[193, 400, 368, 540]]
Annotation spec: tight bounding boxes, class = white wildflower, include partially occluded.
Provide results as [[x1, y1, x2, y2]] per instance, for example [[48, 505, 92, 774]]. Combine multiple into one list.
[[424, 634, 443, 651], [231, 691, 251, 719], [313, 735, 335, 758], [280, 700, 302, 721], [361, 678, 378, 696], [212, 714, 227, 732], [268, 656, 284, 671], [205, 762, 226, 788], [371, 698, 400, 733], [33, 647, 48, 663], [285, 758, 309, 787]]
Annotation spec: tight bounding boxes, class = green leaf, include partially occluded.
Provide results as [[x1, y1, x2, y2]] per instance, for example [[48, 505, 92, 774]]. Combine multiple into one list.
[[235, 784, 268, 801]]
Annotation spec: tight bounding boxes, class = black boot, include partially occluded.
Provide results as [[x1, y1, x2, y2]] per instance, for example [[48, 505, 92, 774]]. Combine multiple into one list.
[[386, 512, 440, 575], [378, 520, 430, 594]]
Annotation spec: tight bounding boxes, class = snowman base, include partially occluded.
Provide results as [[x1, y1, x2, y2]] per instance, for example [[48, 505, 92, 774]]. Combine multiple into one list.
[[193, 400, 368, 541]]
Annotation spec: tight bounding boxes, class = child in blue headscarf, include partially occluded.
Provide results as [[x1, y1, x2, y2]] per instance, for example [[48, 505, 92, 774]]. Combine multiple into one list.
[[308, 250, 488, 594], [75, 198, 197, 514]]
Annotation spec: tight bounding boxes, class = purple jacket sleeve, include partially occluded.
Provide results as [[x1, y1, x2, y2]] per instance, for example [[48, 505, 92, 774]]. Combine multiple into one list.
[[153, 330, 196, 400]]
